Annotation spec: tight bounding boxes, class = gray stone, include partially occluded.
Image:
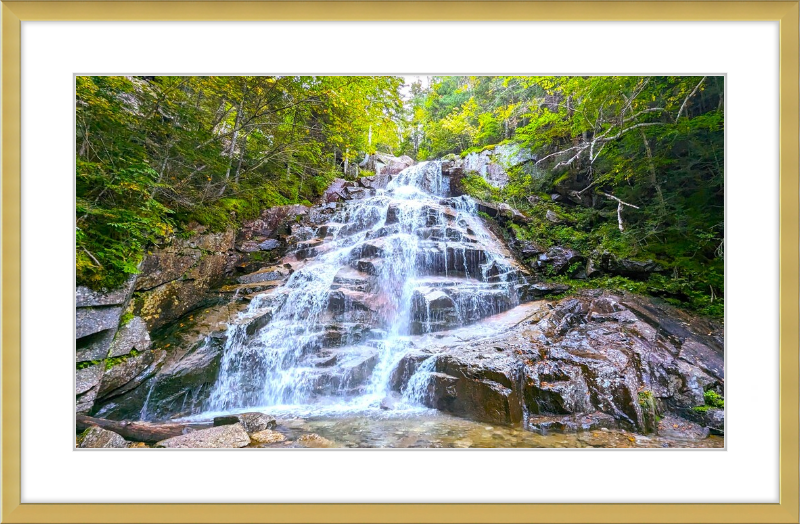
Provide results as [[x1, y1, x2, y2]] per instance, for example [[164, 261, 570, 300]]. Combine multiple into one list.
[[76, 329, 115, 362], [76, 364, 104, 395], [97, 349, 166, 399], [155, 423, 250, 448], [545, 210, 562, 223], [76, 276, 136, 307], [76, 306, 123, 339], [237, 266, 290, 284], [213, 412, 276, 433], [249, 429, 287, 444], [108, 316, 151, 357], [296, 433, 336, 448], [78, 426, 127, 448], [257, 239, 281, 251]]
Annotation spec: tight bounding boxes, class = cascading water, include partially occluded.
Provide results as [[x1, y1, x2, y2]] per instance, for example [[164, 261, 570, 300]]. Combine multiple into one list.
[[205, 161, 523, 416]]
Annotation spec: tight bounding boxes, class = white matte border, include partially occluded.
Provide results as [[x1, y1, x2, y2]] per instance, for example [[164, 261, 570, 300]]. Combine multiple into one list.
[[21, 21, 778, 503]]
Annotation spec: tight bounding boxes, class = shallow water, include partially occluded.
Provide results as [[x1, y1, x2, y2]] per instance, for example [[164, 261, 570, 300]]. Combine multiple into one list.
[[180, 408, 723, 449]]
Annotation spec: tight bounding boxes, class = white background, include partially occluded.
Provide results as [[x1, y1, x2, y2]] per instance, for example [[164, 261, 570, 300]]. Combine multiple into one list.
[[20, 21, 778, 503]]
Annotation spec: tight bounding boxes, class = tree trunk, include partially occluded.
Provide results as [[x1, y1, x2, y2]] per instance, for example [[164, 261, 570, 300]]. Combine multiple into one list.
[[76, 415, 190, 443], [640, 128, 665, 211]]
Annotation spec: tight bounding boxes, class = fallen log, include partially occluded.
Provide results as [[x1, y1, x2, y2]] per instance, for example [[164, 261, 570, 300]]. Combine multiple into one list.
[[76, 415, 190, 443]]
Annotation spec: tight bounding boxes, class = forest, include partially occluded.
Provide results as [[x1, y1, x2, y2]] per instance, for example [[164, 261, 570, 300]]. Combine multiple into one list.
[[76, 75, 723, 316]]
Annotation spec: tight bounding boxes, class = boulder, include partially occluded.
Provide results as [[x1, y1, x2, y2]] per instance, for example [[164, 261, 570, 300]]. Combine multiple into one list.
[[76, 276, 136, 307], [76, 364, 104, 414], [391, 292, 724, 435], [213, 412, 276, 433], [296, 433, 336, 448], [155, 423, 251, 448], [249, 429, 287, 444], [536, 247, 584, 275], [321, 179, 348, 204], [76, 329, 115, 363], [76, 364, 104, 396], [97, 349, 166, 400], [78, 426, 127, 448], [108, 316, 151, 357], [239, 205, 309, 240], [237, 266, 291, 284], [684, 407, 724, 435], [522, 282, 570, 300], [76, 306, 123, 340], [257, 239, 281, 251]]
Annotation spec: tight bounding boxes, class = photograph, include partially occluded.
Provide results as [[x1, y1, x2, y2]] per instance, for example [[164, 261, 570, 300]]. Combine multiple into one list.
[[75, 74, 725, 449]]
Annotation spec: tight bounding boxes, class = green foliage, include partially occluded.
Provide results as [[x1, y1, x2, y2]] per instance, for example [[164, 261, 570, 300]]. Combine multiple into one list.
[[77, 76, 403, 289], [638, 390, 655, 407], [460, 175, 500, 202], [420, 76, 724, 316]]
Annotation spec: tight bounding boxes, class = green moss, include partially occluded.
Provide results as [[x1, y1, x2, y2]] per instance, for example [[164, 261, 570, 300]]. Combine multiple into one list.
[[692, 390, 724, 412], [76, 360, 101, 370], [703, 390, 724, 408], [119, 310, 135, 327], [105, 348, 140, 370]]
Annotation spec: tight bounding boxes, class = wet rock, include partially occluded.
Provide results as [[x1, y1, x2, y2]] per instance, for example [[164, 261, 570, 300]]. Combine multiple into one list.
[[213, 412, 276, 433], [97, 349, 166, 400], [257, 239, 281, 251], [110, 336, 224, 420], [355, 258, 383, 275], [237, 266, 291, 284], [155, 423, 250, 448], [76, 306, 123, 339], [522, 282, 570, 300], [391, 292, 723, 435], [527, 412, 618, 434], [683, 407, 724, 435], [108, 316, 151, 357], [78, 426, 127, 448], [296, 433, 336, 448], [656, 414, 710, 440], [250, 429, 287, 444]]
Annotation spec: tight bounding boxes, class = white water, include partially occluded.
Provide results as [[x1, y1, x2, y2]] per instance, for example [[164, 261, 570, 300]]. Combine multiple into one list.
[[204, 161, 522, 416]]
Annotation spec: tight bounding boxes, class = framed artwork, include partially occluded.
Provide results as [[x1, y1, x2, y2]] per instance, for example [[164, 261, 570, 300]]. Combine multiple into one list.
[[2, 1, 798, 523]]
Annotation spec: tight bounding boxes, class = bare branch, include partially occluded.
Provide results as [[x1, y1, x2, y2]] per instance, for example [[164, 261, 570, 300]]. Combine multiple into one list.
[[600, 192, 640, 232], [676, 76, 706, 122]]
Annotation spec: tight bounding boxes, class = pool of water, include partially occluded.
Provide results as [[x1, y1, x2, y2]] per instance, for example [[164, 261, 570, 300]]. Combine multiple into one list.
[[179, 407, 724, 449]]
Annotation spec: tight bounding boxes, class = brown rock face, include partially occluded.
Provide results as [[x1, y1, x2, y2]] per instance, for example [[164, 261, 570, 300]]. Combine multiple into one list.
[[392, 292, 723, 434]]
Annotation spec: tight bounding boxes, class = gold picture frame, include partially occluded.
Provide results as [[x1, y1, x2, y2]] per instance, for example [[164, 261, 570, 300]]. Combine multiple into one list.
[[3, 2, 798, 522]]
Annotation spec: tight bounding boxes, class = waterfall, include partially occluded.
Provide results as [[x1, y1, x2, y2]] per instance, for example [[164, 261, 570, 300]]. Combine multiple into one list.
[[205, 161, 522, 414]]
